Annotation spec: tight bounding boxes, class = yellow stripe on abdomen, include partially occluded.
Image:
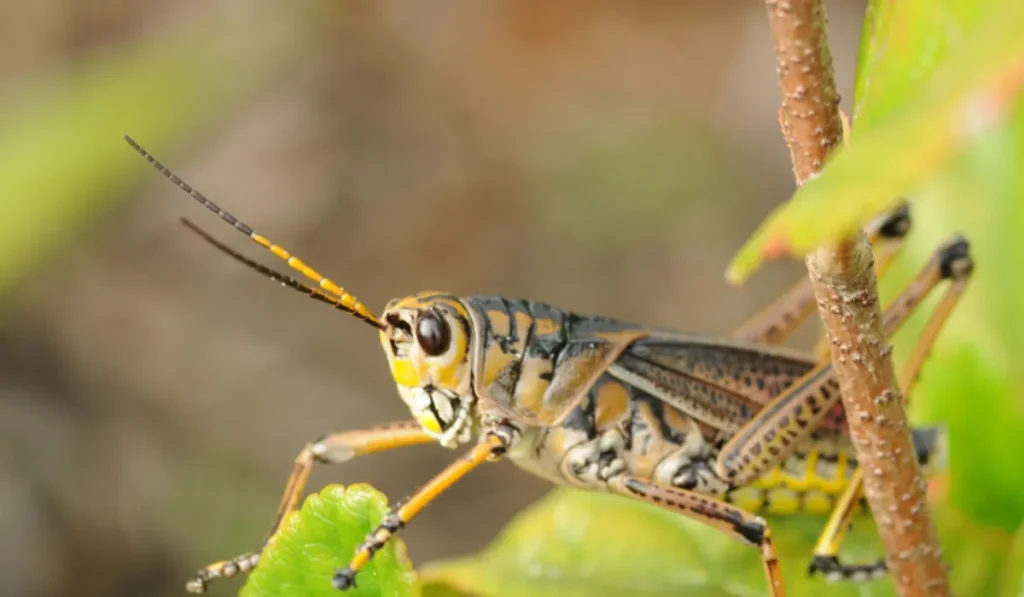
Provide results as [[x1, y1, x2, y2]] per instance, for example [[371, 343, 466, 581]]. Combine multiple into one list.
[[728, 450, 858, 516]]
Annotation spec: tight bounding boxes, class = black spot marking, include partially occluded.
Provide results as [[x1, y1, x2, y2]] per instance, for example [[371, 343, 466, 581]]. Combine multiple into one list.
[[561, 390, 597, 436], [878, 204, 911, 239]]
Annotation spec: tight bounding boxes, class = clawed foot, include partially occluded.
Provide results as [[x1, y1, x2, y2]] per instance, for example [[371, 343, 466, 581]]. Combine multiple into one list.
[[185, 551, 261, 593]]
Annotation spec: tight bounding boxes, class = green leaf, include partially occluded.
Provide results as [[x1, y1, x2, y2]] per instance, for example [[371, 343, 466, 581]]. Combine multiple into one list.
[[420, 486, 1023, 597], [907, 344, 1024, 531], [997, 522, 1024, 597], [727, 0, 1024, 283], [420, 487, 903, 597], [241, 483, 419, 597]]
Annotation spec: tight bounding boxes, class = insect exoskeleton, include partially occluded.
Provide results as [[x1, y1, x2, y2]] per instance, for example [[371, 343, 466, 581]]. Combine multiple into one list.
[[126, 135, 972, 597]]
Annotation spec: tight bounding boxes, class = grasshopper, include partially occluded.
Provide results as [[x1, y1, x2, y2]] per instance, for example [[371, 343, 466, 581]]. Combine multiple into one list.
[[125, 135, 972, 596]]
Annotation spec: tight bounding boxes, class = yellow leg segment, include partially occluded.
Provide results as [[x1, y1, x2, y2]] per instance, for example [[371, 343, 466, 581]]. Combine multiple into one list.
[[185, 421, 434, 593], [333, 428, 513, 591]]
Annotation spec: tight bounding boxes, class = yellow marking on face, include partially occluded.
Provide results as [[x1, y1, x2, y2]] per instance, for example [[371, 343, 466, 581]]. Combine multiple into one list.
[[533, 318, 559, 336], [434, 324, 468, 388], [415, 410, 443, 434], [390, 359, 421, 388], [435, 364, 462, 389], [488, 310, 511, 337], [415, 357, 435, 388], [593, 380, 630, 429]]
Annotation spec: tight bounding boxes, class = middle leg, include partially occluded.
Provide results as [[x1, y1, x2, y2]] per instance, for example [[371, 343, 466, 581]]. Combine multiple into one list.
[[333, 426, 516, 591], [185, 421, 435, 593]]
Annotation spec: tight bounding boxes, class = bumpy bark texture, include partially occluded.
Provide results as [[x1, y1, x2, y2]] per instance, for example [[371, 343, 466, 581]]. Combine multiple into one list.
[[763, 1, 952, 596]]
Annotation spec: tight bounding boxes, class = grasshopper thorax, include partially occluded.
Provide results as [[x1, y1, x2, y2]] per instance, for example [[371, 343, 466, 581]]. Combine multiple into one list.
[[380, 292, 476, 447]]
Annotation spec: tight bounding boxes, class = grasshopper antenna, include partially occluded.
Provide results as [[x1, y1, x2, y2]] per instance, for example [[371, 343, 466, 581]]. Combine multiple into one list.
[[180, 218, 385, 330], [125, 135, 383, 329]]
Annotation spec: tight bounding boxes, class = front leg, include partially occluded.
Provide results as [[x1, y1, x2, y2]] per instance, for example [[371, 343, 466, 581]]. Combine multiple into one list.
[[186, 421, 435, 593], [334, 424, 519, 591]]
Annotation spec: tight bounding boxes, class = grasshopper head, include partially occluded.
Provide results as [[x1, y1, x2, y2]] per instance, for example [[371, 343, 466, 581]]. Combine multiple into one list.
[[380, 292, 476, 446]]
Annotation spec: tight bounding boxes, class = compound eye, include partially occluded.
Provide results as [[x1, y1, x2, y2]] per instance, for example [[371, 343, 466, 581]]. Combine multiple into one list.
[[416, 310, 451, 357]]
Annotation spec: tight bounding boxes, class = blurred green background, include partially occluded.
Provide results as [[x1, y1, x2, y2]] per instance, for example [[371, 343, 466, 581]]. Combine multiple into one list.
[[1, 1, 1021, 596]]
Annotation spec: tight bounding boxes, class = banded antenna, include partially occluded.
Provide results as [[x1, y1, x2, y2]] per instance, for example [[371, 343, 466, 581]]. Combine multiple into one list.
[[125, 135, 383, 330]]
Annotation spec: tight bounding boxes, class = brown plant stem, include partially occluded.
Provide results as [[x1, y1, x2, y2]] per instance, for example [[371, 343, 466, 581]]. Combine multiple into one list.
[[762, 1, 952, 596]]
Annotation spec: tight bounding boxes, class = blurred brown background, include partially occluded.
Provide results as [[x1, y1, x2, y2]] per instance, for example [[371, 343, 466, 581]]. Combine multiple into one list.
[[0, 1, 872, 596]]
